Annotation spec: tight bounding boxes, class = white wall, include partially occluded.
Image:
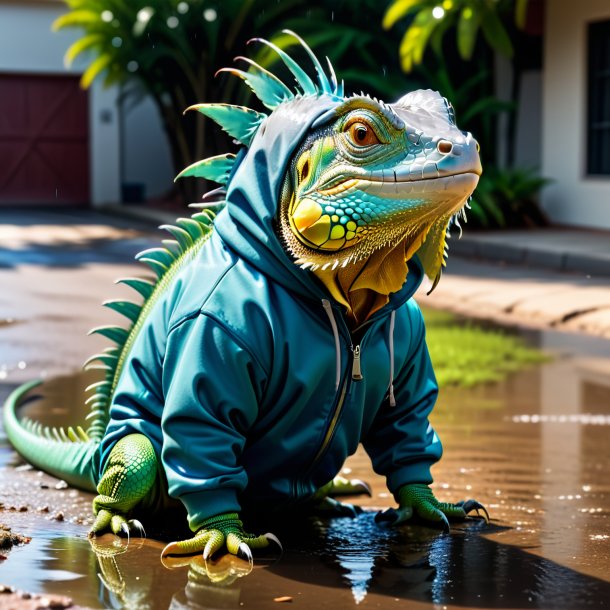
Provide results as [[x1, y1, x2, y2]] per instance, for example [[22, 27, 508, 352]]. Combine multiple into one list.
[[494, 54, 542, 170], [542, 0, 610, 229], [0, 1, 173, 206], [123, 96, 174, 200], [515, 71, 542, 169]]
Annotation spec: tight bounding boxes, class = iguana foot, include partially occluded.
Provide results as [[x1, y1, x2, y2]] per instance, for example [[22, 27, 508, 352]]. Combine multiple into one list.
[[161, 513, 281, 562], [311, 478, 366, 517], [89, 512, 146, 538], [327, 475, 372, 498], [375, 484, 489, 532], [313, 496, 363, 518], [89, 434, 157, 538]]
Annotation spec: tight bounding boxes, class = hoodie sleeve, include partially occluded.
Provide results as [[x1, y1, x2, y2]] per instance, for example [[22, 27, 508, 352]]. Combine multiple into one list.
[[362, 301, 442, 495], [161, 312, 267, 531]]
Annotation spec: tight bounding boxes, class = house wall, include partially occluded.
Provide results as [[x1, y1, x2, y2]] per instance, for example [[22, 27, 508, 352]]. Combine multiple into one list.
[[494, 55, 542, 170], [542, 0, 610, 229], [0, 1, 173, 206], [123, 97, 174, 202]]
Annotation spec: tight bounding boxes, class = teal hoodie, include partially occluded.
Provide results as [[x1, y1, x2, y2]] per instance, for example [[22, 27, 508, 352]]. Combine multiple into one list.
[[99, 96, 442, 531]]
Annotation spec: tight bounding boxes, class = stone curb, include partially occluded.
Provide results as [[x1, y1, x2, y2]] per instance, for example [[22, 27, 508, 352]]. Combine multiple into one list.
[[449, 234, 610, 279]]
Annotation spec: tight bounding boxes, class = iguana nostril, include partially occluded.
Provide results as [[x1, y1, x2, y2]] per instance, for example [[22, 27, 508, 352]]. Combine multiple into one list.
[[437, 140, 453, 154], [475, 140, 481, 153]]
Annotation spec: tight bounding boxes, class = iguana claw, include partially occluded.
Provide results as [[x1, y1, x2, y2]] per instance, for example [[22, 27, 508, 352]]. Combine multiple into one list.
[[237, 542, 253, 566], [127, 519, 146, 538], [263, 532, 283, 553], [120, 522, 131, 543], [439, 511, 450, 533], [314, 496, 362, 517], [456, 499, 490, 523]]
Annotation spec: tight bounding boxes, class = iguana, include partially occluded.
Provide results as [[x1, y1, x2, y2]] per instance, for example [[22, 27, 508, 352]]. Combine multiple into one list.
[[4, 31, 486, 561]]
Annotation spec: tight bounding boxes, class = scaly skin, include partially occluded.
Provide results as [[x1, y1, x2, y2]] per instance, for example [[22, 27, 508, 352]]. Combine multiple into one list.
[[90, 435, 156, 537], [4, 30, 488, 563], [376, 484, 489, 531]]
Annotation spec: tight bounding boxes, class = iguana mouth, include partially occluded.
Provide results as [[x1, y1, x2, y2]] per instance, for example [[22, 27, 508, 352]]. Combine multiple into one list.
[[316, 171, 480, 197]]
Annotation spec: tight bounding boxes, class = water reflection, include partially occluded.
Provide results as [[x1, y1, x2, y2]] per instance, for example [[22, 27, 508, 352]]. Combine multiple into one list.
[[12, 515, 604, 610]]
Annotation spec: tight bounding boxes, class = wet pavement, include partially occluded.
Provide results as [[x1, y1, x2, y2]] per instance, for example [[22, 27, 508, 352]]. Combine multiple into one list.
[[424, 256, 610, 340], [1, 209, 609, 609]]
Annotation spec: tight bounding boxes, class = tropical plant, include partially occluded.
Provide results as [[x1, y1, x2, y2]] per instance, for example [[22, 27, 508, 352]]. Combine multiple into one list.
[[468, 166, 550, 228], [53, 0, 402, 203], [382, 0, 530, 72]]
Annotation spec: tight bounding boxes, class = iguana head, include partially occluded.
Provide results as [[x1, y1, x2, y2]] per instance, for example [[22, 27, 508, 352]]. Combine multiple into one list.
[[277, 91, 481, 283], [178, 31, 481, 313]]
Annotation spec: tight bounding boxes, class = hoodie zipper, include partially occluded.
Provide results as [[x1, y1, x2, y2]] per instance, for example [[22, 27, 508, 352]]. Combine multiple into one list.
[[352, 345, 363, 380], [296, 301, 394, 498], [298, 304, 365, 495]]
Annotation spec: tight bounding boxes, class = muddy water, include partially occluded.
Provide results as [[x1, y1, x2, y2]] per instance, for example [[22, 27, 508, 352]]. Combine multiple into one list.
[[1, 330, 610, 609]]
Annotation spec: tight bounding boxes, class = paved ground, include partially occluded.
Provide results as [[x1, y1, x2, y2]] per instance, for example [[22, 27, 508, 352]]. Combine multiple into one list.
[[0, 208, 160, 384], [448, 227, 610, 278], [421, 256, 610, 339], [1, 209, 610, 609]]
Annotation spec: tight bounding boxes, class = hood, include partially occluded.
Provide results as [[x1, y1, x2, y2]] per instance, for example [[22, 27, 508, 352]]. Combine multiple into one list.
[[215, 95, 340, 302]]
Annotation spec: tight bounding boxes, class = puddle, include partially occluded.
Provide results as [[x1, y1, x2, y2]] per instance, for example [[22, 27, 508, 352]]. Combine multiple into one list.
[[1, 329, 610, 609]]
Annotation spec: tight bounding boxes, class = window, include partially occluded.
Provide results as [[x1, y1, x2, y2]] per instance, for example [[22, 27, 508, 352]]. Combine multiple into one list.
[[587, 20, 610, 176]]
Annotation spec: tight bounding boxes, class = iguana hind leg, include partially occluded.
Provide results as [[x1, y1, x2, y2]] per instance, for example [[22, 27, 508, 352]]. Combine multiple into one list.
[[310, 475, 372, 518], [90, 434, 157, 538]]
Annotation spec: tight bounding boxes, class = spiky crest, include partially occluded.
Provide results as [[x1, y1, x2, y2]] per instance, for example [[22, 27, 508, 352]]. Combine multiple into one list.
[[185, 104, 266, 147], [248, 37, 318, 96], [175, 154, 236, 185], [74, 211, 218, 443]]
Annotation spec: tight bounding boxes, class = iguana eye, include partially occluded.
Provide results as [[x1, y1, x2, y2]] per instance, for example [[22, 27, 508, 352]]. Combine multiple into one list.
[[346, 121, 380, 147]]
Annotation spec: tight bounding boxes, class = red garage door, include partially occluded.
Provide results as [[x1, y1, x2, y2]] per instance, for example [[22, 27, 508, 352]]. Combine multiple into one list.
[[0, 74, 89, 205]]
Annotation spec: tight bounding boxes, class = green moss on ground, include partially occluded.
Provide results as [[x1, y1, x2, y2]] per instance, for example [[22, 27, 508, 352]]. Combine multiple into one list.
[[421, 307, 548, 388]]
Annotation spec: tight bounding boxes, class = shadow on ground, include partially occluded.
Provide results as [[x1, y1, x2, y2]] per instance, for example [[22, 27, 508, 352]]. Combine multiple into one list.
[[0, 207, 159, 269]]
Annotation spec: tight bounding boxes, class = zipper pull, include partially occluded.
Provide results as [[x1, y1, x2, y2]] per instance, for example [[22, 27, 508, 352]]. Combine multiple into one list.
[[352, 345, 363, 381]]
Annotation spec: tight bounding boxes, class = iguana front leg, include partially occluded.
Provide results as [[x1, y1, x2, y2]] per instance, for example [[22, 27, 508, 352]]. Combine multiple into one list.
[[375, 484, 489, 531], [161, 514, 278, 562], [90, 434, 157, 537]]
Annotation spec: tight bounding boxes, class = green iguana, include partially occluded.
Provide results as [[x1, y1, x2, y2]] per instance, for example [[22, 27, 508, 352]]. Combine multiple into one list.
[[4, 31, 486, 562]]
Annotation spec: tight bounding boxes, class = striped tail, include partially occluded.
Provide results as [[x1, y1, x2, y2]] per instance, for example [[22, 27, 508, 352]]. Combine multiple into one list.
[[3, 380, 99, 493]]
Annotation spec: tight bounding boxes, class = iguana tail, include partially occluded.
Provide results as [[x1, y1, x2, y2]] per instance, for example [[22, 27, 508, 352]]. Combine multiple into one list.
[[3, 380, 99, 492]]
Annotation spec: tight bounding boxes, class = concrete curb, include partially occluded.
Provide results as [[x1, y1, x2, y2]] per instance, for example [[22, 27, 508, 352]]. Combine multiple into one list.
[[450, 232, 610, 279]]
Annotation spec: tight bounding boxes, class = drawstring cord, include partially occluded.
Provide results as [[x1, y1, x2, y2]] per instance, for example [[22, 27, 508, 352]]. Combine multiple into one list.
[[388, 310, 396, 407], [321, 300, 397, 405], [322, 299, 341, 390]]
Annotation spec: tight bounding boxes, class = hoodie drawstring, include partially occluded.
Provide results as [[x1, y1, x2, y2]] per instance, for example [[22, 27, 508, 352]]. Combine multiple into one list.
[[388, 310, 396, 407], [322, 300, 397, 405], [322, 299, 341, 390]]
